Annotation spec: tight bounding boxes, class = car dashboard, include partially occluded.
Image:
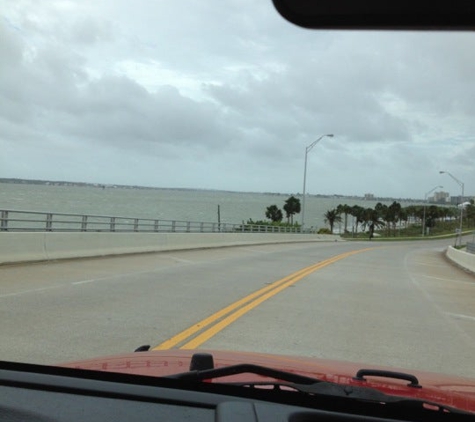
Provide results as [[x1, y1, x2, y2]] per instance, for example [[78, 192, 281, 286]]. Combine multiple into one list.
[[1, 361, 472, 422]]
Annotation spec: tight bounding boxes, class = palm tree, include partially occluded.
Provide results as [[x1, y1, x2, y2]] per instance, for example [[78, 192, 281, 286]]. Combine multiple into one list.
[[336, 203, 352, 233], [324, 208, 342, 234], [466, 200, 475, 227], [350, 205, 365, 235], [375, 202, 392, 236], [388, 201, 402, 236], [283, 196, 301, 224], [405, 205, 422, 227], [362, 208, 385, 239], [399, 208, 408, 232], [265, 205, 283, 223]]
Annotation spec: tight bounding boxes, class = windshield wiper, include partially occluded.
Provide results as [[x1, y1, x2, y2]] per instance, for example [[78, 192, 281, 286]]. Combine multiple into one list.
[[165, 352, 322, 384], [229, 381, 472, 416], [165, 353, 471, 416], [167, 362, 321, 385]]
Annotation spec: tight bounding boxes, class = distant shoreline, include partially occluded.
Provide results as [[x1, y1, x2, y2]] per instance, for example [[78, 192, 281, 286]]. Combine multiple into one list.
[[0, 177, 423, 203]]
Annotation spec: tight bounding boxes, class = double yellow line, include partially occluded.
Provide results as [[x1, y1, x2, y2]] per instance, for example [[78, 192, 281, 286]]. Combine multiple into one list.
[[153, 248, 374, 350]]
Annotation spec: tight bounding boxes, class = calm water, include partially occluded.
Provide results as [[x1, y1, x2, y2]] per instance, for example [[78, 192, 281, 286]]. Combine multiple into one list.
[[0, 183, 418, 230]]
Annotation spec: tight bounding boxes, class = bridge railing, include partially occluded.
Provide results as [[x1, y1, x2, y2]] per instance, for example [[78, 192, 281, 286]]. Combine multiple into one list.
[[0, 209, 303, 234]]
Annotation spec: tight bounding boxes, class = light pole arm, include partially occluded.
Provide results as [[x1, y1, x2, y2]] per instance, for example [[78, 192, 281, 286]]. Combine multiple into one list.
[[301, 148, 309, 229], [440, 171, 465, 246], [443, 171, 464, 195], [306, 135, 326, 154], [301, 134, 334, 231], [425, 185, 442, 199], [422, 185, 442, 236]]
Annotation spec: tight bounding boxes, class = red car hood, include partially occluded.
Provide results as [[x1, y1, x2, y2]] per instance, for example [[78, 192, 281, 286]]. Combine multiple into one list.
[[61, 349, 475, 413]]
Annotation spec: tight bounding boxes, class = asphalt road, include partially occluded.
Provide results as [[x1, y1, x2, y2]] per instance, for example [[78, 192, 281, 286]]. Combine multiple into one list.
[[1, 238, 475, 379]]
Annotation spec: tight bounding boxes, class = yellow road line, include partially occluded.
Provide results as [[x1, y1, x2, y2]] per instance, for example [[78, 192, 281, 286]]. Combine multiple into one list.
[[153, 265, 312, 350], [153, 248, 374, 350]]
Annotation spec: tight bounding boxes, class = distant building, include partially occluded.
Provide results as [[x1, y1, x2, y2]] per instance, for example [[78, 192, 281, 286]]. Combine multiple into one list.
[[364, 193, 374, 200], [449, 195, 471, 205], [429, 191, 449, 203]]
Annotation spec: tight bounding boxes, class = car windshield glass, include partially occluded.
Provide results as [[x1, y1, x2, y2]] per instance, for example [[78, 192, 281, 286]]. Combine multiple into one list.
[[1, 0, 475, 400]]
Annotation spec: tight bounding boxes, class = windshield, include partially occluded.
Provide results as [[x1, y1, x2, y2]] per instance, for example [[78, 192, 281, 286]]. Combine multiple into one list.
[[1, 0, 475, 386]]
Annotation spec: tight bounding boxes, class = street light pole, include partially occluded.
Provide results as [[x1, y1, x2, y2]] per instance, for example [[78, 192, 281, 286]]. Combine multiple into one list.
[[422, 185, 442, 236], [439, 171, 465, 246], [301, 134, 334, 231]]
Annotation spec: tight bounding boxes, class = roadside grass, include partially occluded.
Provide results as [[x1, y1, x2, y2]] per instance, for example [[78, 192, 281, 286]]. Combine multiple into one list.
[[341, 221, 474, 242]]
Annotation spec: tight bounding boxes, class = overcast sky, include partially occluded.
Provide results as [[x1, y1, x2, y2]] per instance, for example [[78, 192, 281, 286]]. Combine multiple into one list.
[[1, 0, 474, 199]]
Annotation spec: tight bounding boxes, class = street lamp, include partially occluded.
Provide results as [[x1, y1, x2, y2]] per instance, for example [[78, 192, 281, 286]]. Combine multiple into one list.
[[439, 171, 465, 246], [422, 185, 442, 236], [301, 134, 334, 231]]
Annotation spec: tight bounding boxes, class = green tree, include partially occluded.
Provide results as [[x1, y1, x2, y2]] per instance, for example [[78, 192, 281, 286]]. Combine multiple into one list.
[[380, 203, 414, 236], [381, 207, 390, 236], [386, 201, 402, 236], [405, 205, 423, 226], [324, 208, 342, 234], [467, 200, 475, 227], [399, 208, 408, 233], [374, 202, 394, 236], [265, 205, 283, 222], [336, 204, 352, 233], [426, 205, 440, 225], [350, 205, 365, 235], [362, 207, 385, 239], [439, 206, 457, 222], [283, 196, 301, 224]]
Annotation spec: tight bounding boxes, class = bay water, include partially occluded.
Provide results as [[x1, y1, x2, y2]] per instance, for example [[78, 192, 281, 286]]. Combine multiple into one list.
[[0, 183, 418, 231]]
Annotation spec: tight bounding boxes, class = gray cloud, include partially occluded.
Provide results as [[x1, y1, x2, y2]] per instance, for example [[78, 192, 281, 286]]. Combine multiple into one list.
[[1, 1, 474, 196], [69, 17, 114, 45]]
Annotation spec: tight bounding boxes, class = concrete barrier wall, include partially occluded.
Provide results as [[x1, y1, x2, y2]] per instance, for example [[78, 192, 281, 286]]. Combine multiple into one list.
[[446, 246, 475, 274], [0, 232, 341, 265]]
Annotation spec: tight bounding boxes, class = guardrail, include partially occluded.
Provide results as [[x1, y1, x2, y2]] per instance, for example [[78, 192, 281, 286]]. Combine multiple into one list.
[[0, 209, 302, 234]]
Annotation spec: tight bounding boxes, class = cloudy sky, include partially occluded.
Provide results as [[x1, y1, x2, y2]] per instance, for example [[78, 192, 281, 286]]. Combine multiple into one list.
[[1, 0, 474, 199]]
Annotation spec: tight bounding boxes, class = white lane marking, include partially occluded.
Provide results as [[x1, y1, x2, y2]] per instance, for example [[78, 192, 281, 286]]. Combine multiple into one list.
[[411, 261, 447, 267], [0, 285, 62, 298], [240, 248, 270, 254], [447, 313, 475, 322], [404, 253, 475, 348], [71, 272, 144, 286], [72, 279, 97, 285], [1, 257, 200, 297], [418, 274, 475, 285], [2, 271, 152, 297], [169, 257, 195, 264]]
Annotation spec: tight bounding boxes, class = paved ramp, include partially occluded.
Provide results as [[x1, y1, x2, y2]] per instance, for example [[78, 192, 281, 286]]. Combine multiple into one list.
[[1, 240, 474, 379]]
